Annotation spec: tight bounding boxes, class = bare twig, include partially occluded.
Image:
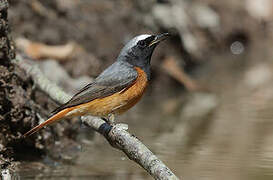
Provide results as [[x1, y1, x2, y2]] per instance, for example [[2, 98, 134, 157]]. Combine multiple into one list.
[[14, 55, 180, 180], [15, 55, 71, 104], [162, 56, 199, 91]]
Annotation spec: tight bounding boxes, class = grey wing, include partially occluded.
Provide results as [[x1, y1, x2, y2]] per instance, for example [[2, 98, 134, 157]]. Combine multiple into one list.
[[52, 61, 137, 114]]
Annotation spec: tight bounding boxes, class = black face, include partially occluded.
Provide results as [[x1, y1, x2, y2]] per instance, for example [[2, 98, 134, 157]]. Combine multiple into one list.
[[118, 33, 170, 78], [136, 35, 156, 49], [125, 35, 158, 68]]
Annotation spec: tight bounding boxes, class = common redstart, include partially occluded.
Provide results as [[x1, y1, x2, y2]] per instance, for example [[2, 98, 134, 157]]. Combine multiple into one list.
[[23, 33, 170, 137]]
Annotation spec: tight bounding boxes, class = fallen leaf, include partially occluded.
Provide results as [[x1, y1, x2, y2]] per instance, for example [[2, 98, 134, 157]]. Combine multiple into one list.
[[16, 37, 76, 61]]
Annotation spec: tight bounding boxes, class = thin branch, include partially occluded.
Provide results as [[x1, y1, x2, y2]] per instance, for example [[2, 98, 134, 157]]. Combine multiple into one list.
[[14, 55, 180, 180], [15, 55, 71, 104]]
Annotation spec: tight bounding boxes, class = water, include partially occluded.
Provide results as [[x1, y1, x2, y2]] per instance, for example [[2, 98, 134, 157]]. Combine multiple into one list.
[[10, 52, 273, 180], [14, 92, 273, 180]]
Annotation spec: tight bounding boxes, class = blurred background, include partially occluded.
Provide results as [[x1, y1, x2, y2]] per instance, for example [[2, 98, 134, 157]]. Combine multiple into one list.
[[7, 0, 273, 179]]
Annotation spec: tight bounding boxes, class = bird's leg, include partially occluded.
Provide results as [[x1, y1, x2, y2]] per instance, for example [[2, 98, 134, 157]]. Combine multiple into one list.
[[103, 114, 128, 131], [105, 113, 116, 125]]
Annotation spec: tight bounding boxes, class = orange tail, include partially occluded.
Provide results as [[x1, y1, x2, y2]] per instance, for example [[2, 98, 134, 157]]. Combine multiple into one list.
[[23, 108, 71, 138]]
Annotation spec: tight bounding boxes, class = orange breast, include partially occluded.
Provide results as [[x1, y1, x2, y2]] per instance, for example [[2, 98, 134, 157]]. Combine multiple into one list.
[[67, 67, 148, 117]]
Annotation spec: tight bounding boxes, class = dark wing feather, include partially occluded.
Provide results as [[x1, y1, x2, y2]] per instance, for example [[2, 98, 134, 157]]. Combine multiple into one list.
[[52, 61, 138, 114]]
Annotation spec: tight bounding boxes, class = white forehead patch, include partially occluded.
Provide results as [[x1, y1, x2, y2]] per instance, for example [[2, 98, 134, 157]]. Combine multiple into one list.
[[119, 34, 152, 56], [131, 34, 151, 46], [135, 34, 151, 42]]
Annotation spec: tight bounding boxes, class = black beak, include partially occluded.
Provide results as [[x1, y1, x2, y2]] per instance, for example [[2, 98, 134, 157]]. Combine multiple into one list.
[[149, 33, 171, 47]]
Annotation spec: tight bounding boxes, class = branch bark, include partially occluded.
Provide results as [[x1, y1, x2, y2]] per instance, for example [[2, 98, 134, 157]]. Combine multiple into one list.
[[14, 55, 180, 180]]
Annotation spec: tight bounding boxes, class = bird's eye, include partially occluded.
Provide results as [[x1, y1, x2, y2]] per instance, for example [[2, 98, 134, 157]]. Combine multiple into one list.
[[138, 40, 146, 47]]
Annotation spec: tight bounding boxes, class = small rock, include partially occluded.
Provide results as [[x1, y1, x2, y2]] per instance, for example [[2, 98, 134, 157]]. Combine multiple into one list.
[[244, 64, 272, 88], [192, 3, 220, 30], [246, 0, 273, 21]]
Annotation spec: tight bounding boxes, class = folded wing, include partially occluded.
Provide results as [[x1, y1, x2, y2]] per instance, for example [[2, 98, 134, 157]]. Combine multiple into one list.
[[52, 61, 138, 114]]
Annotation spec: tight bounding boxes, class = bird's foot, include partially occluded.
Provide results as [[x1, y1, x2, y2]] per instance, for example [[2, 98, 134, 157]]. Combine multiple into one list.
[[102, 114, 128, 131], [103, 113, 116, 125]]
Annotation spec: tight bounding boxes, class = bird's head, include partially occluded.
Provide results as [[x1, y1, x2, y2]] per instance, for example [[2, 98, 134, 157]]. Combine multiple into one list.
[[117, 33, 170, 72]]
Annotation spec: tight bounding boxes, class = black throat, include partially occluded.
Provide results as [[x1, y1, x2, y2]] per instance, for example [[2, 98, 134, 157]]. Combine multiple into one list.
[[119, 54, 152, 81]]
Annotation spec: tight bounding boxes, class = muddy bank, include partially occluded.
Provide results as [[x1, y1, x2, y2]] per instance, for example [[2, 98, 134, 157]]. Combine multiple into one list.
[[0, 1, 81, 171], [0, 0, 20, 169]]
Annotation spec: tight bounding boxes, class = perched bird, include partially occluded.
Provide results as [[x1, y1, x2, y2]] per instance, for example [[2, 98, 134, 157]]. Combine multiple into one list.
[[23, 33, 170, 137]]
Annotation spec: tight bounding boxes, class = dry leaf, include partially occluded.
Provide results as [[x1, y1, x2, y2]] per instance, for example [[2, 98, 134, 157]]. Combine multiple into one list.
[[16, 37, 76, 61]]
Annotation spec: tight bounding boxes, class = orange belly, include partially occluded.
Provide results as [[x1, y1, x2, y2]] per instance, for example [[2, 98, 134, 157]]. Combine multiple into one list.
[[66, 67, 148, 118]]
